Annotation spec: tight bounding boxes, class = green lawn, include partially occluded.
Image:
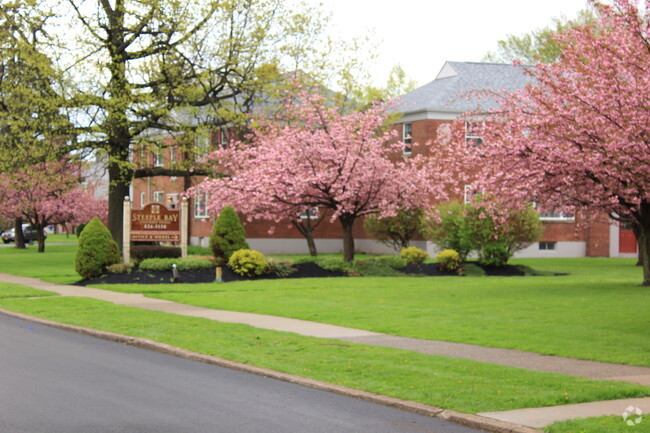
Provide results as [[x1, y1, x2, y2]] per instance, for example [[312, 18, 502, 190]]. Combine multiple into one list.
[[546, 415, 650, 433], [0, 244, 79, 284], [96, 257, 650, 366], [0, 296, 647, 415], [0, 282, 57, 299]]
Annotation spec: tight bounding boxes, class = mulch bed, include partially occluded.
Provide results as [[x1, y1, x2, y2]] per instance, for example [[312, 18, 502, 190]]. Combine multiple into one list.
[[75, 261, 347, 286]]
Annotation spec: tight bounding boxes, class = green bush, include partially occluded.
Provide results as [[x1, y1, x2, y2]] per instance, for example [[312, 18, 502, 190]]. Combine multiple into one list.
[[75, 217, 121, 278], [139, 257, 214, 272], [228, 249, 268, 277], [363, 209, 423, 251], [266, 258, 296, 277], [314, 257, 352, 273], [75, 223, 86, 238], [131, 245, 181, 263], [436, 249, 461, 272], [421, 201, 473, 260], [372, 255, 406, 269], [400, 246, 429, 264], [351, 260, 400, 277], [106, 263, 133, 274], [210, 206, 249, 262]]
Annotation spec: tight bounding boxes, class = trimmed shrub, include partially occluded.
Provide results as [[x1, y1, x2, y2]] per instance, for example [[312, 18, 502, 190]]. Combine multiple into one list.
[[106, 263, 133, 274], [210, 206, 249, 262], [314, 257, 352, 273], [228, 249, 267, 277], [351, 260, 400, 277], [75, 223, 86, 238], [131, 245, 181, 263], [372, 255, 406, 269], [139, 257, 214, 272], [266, 258, 296, 277], [75, 217, 121, 278], [400, 246, 428, 264], [436, 249, 461, 272]]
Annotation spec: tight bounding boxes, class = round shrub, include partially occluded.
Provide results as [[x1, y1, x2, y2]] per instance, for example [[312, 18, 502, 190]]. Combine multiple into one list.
[[210, 206, 249, 262], [400, 246, 429, 264], [436, 249, 461, 272], [228, 249, 268, 277], [75, 217, 121, 278]]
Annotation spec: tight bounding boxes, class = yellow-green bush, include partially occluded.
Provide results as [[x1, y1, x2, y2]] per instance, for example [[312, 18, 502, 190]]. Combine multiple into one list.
[[400, 246, 429, 264], [436, 249, 461, 272], [228, 249, 268, 277]]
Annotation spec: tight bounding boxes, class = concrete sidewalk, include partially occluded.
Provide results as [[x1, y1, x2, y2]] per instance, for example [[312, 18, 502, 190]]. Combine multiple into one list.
[[2, 272, 649, 429]]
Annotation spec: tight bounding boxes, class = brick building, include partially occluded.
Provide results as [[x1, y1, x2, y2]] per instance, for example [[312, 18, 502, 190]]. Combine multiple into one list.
[[395, 61, 637, 258], [131, 61, 638, 258]]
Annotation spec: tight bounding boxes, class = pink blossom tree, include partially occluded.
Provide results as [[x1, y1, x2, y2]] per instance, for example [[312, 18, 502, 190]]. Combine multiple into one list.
[[0, 159, 108, 252], [469, 0, 650, 285], [196, 91, 464, 261]]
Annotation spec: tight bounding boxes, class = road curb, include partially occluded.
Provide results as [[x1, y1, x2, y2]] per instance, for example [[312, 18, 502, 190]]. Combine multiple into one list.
[[0, 308, 541, 433]]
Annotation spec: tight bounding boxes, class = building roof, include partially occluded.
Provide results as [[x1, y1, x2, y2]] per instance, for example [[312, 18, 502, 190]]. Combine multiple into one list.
[[396, 61, 534, 121]]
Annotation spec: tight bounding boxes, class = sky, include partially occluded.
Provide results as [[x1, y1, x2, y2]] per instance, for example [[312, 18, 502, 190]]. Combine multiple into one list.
[[320, 0, 590, 87]]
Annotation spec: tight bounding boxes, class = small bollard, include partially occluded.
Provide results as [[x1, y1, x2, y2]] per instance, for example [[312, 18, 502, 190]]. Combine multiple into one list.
[[172, 264, 180, 281], [215, 266, 223, 283]]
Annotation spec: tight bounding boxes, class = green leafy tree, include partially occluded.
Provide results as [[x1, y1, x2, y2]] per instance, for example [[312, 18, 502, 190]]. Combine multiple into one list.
[[364, 208, 422, 251], [484, 9, 595, 64], [209, 206, 249, 262], [75, 217, 121, 278]]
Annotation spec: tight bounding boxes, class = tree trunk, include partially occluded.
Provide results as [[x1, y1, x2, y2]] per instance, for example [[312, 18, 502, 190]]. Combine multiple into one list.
[[14, 218, 25, 249], [107, 148, 132, 250], [35, 223, 46, 253], [639, 202, 650, 286], [306, 232, 318, 257], [631, 222, 644, 267], [339, 215, 356, 262]]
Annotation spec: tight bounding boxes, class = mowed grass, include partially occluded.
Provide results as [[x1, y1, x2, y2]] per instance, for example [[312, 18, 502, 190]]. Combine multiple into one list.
[[0, 282, 57, 299], [0, 296, 648, 415], [97, 257, 650, 366], [0, 244, 79, 284], [546, 415, 650, 433]]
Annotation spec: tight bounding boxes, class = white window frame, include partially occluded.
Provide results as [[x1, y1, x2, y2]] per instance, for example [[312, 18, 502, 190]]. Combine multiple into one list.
[[539, 241, 557, 250], [140, 192, 146, 207], [465, 121, 484, 146], [194, 189, 209, 219], [166, 193, 179, 209], [402, 123, 412, 155], [220, 128, 228, 149], [195, 130, 210, 160], [153, 190, 164, 203], [538, 211, 575, 222], [153, 147, 164, 167], [169, 147, 176, 164]]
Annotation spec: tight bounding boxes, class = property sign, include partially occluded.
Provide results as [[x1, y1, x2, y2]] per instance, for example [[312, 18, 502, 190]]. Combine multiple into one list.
[[130, 203, 180, 242]]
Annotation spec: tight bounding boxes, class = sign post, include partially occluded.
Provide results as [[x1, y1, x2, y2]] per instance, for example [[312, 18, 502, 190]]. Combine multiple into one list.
[[123, 196, 131, 265]]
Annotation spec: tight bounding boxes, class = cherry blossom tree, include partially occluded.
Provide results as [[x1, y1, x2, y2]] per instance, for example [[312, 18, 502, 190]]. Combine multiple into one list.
[[470, 0, 650, 285], [196, 91, 463, 261], [0, 159, 108, 252]]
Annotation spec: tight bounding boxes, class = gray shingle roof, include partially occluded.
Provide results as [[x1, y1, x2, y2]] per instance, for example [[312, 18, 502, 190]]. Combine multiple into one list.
[[396, 61, 534, 116]]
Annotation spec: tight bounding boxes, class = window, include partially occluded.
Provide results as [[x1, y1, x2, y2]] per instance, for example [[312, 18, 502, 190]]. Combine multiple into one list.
[[465, 121, 483, 146], [169, 147, 176, 164], [166, 193, 179, 209], [220, 128, 229, 149], [153, 147, 163, 167], [538, 211, 575, 221], [140, 192, 146, 207], [463, 184, 482, 203], [195, 131, 210, 161], [402, 123, 412, 155], [194, 189, 209, 218], [153, 190, 164, 203], [299, 208, 319, 219], [539, 241, 556, 250]]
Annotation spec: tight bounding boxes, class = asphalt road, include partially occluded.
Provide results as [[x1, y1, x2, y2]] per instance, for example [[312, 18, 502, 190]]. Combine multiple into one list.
[[0, 314, 484, 433]]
